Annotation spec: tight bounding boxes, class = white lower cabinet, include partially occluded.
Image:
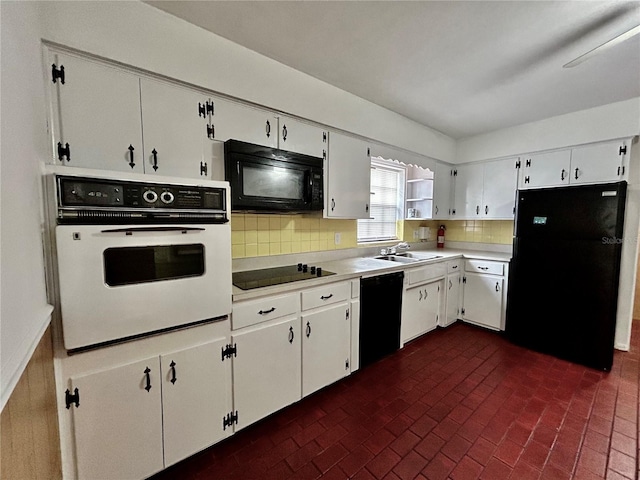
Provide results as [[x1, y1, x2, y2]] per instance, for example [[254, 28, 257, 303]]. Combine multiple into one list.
[[161, 340, 232, 467], [231, 316, 302, 430], [302, 303, 351, 397], [70, 357, 164, 480], [401, 280, 442, 343], [66, 336, 231, 480], [443, 271, 462, 327], [462, 260, 508, 331]]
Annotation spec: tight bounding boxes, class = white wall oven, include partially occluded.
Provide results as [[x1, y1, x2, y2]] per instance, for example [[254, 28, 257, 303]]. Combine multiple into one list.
[[51, 173, 232, 352]]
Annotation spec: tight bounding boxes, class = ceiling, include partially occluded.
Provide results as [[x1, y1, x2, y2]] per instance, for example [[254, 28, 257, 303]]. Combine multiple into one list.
[[146, 1, 640, 139]]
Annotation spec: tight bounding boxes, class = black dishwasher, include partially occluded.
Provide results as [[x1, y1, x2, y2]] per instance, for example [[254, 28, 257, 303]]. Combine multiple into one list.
[[360, 271, 404, 369]]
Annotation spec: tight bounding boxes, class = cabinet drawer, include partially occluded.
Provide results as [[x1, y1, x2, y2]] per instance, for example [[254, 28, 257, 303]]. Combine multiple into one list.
[[407, 263, 446, 285], [465, 259, 504, 276], [233, 292, 299, 330], [447, 260, 462, 274], [301, 282, 350, 310]]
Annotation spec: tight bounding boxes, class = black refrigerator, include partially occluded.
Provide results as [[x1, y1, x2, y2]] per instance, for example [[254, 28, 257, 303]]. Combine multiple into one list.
[[506, 181, 627, 371]]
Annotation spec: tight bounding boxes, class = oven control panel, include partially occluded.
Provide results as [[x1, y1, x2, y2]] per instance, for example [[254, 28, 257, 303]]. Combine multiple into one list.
[[56, 175, 229, 224]]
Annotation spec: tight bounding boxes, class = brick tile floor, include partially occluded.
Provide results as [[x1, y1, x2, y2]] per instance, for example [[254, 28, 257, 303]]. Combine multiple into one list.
[[149, 321, 640, 480]]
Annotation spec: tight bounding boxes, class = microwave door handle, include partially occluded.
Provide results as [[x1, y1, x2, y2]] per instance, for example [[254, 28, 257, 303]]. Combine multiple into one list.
[[304, 171, 312, 204], [100, 226, 206, 234]]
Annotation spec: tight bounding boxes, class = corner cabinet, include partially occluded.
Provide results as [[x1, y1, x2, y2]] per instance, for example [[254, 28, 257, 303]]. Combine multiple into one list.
[[452, 158, 519, 220], [325, 132, 371, 218], [461, 259, 509, 331]]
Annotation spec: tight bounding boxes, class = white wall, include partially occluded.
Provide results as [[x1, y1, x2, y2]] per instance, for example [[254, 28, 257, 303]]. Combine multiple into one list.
[[0, 2, 53, 410], [38, 1, 455, 163], [456, 98, 640, 163]]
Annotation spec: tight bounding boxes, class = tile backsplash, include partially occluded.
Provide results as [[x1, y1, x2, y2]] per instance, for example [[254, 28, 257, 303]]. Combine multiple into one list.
[[230, 213, 357, 259], [231, 213, 514, 259]]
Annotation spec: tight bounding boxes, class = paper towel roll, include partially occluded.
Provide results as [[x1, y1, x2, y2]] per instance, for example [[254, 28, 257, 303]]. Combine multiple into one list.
[[418, 227, 431, 240]]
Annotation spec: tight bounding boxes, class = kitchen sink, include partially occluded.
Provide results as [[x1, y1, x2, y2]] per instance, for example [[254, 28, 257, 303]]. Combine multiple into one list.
[[372, 252, 442, 263], [373, 255, 423, 263], [397, 252, 443, 260]]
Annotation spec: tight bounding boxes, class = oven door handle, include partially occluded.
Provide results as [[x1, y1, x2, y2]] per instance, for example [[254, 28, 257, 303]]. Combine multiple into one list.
[[100, 226, 206, 234]]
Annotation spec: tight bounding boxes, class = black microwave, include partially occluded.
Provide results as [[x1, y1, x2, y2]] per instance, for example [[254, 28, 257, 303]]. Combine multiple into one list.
[[224, 139, 324, 212]]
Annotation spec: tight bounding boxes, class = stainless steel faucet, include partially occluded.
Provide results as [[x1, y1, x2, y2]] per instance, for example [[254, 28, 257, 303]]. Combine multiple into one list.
[[381, 242, 410, 255]]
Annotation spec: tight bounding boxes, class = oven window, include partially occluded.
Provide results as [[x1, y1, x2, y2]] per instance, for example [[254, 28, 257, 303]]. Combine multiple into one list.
[[104, 244, 205, 286], [243, 165, 303, 200]]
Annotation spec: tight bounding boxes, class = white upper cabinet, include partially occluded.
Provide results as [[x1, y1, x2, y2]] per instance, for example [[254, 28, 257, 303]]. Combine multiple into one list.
[[570, 139, 629, 184], [518, 150, 571, 189], [50, 52, 145, 173], [433, 162, 453, 219], [453, 158, 518, 219], [453, 162, 484, 218], [278, 115, 328, 158], [518, 140, 629, 190], [482, 157, 519, 219], [140, 79, 212, 179], [209, 97, 278, 148], [325, 132, 371, 219]]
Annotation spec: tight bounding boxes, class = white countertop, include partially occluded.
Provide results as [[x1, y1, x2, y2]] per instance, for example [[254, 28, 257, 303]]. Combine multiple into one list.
[[232, 248, 511, 302]]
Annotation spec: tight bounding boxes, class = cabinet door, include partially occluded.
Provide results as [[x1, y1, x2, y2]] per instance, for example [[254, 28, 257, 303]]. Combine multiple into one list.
[[433, 162, 452, 219], [301, 303, 350, 397], [140, 79, 210, 178], [70, 357, 164, 480], [483, 158, 518, 219], [453, 163, 484, 218], [161, 338, 231, 467], [462, 273, 503, 330], [231, 317, 301, 430], [519, 150, 571, 189], [210, 97, 278, 148], [326, 132, 371, 218], [570, 140, 627, 184], [443, 273, 461, 327], [50, 52, 144, 173], [401, 282, 439, 343], [279, 116, 328, 158]]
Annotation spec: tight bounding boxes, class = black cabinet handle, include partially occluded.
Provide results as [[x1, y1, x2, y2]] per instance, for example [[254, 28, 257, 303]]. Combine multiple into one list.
[[561, 169, 566, 181], [306, 321, 311, 338], [574, 167, 579, 180], [485, 205, 488, 215], [288, 326, 294, 344], [435, 205, 439, 215], [282, 124, 288, 141], [424, 289, 428, 298], [258, 307, 276, 315], [476, 205, 480, 215], [495, 282, 500, 292], [449, 280, 452, 290], [144, 367, 152, 392], [151, 149, 158, 171], [451, 265, 458, 269], [128, 144, 135, 169], [266, 120, 271, 138], [419, 290, 423, 301], [365, 203, 369, 213], [169, 360, 177, 384], [478, 266, 489, 270], [320, 294, 333, 300], [331, 198, 336, 211], [57, 142, 71, 162]]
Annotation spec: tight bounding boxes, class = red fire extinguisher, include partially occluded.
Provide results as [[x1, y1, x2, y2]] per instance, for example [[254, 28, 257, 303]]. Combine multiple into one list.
[[437, 224, 446, 249]]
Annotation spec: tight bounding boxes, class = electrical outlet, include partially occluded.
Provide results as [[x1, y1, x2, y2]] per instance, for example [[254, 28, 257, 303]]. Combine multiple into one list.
[[334, 232, 341, 245]]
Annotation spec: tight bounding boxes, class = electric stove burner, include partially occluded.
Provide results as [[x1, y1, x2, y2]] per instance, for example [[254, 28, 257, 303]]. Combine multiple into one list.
[[232, 264, 336, 290]]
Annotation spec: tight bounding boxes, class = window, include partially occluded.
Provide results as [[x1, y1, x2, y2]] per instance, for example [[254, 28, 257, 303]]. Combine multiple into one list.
[[357, 158, 405, 243]]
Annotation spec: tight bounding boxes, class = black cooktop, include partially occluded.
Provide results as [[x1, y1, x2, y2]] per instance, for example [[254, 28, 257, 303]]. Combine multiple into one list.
[[232, 264, 336, 290]]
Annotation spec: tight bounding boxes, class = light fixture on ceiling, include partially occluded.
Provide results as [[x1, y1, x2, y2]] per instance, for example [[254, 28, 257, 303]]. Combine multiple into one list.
[[563, 24, 640, 68]]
